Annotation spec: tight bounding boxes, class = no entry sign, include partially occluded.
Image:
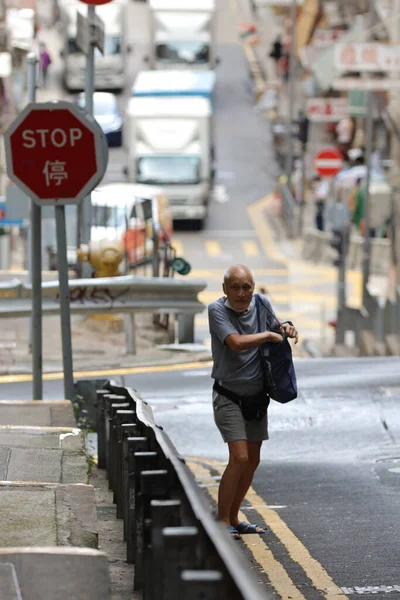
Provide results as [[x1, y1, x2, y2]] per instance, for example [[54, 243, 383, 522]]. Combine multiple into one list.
[[4, 101, 108, 206], [314, 148, 344, 178]]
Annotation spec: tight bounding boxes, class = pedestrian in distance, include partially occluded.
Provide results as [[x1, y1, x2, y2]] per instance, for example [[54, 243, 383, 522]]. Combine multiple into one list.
[[268, 36, 283, 79], [39, 44, 52, 88], [208, 265, 298, 541], [312, 175, 329, 232]]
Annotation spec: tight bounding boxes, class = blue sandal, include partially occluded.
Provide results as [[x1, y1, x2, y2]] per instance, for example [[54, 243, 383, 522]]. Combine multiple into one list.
[[227, 525, 242, 540], [236, 521, 265, 534]]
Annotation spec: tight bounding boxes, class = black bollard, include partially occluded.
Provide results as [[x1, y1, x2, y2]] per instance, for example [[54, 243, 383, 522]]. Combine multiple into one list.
[[160, 527, 201, 600], [181, 570, 224, 600], [133, 468, 168, 592], [96, 389, 110, 469], [108, 402, 130, 489], [147, 500, 181, 600], [118, 423, 140, 522], [125, 440, 151, 562]]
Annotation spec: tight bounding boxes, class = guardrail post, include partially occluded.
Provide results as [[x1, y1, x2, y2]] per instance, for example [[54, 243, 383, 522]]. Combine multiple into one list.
[[134, 469, 169, 592], [131, 453, 160, 566], [108, 402, 130, 489], [161, 527, 201, 600], [177, 314, 195, 344], [374, 297, 386, 345], [96, 389, 110, 469], [181, 570, 224, 600], [114, 410, 136, 507], [104, 394, 127, 472], [118, 423, 140, 520], [149, 500, 181, 600], [126, 438, 150, 557]]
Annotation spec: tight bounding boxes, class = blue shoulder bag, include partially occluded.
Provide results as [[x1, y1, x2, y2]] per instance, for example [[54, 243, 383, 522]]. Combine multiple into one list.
[[255, 294, 298, 404]]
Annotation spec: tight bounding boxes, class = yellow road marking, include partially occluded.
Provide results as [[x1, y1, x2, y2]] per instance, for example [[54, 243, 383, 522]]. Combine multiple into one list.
[[0, 360, 213, 385], [242, 240, 260, 256], [247, 195, 288, 266], [205, 240, 222, 257], [190, 458, 348, 600], [172, 240, 184, 257], [179, 269, 288, 279], [188, 460, 307, 600]]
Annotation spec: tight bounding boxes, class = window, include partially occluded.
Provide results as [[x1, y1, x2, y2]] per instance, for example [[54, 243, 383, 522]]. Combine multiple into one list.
[[136, 156, 201, 185], [156, 41, 209, 65]]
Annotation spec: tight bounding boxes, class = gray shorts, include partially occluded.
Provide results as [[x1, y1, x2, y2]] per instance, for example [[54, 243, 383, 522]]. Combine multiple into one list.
[[212, 390, 269, 444]]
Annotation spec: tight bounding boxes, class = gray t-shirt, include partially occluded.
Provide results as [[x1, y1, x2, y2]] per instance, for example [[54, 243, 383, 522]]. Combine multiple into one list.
[[208, 294, 278, 395]]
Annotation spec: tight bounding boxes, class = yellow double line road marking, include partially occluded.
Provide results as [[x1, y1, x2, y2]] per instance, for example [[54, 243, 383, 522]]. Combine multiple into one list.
[[189, 459, 305, 600], [188, 457, 348, 600]]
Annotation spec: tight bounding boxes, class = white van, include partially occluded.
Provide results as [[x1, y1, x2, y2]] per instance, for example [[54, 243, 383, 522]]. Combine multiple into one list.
[[148, 0, 217, 70], [59, 0, 129, 92], [125, 96, 213, 229]]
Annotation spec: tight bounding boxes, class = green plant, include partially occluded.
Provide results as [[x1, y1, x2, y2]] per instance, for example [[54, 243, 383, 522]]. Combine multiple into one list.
[[87, 454, 96, 478]]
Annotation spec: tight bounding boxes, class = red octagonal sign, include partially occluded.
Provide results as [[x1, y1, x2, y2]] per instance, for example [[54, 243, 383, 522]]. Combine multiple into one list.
[[4, 101, 108, 206]]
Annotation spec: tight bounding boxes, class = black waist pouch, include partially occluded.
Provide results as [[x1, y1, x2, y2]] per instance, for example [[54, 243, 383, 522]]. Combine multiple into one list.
[[213, 381, 270, 422]]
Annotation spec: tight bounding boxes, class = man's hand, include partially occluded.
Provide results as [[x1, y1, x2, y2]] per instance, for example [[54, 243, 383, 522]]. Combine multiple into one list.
[[282, 323, 299, 344]]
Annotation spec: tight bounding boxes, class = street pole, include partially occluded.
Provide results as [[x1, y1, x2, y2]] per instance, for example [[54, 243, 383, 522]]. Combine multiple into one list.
[[361, 0, 375, 307], [55, 205, 75, 400], [79, 3, 95, 277], [285, 0, 297, 182], [297, 141, 307, 236], [336, 228, 349, 345], [27, 52, 43, 400]]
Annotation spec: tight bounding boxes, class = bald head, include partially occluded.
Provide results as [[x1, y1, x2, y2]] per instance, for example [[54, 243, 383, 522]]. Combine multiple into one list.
[[223, 264, 255, 312], [223, 264, 254, 286]]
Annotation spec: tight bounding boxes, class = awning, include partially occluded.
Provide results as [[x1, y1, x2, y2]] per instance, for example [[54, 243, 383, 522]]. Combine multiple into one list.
[[296, 0, 321, 54]]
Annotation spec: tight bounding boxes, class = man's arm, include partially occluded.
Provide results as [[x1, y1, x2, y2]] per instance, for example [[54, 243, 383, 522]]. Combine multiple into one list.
[[226, 331, 282, 352]]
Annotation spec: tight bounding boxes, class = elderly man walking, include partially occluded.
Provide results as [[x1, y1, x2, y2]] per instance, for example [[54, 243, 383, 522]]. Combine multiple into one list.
[[208, 264, 298, 540]]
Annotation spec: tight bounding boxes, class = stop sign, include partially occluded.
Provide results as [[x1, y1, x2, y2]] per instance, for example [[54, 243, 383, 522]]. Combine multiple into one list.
[[314, 148, 344, 178], [4, 101, 108, 206], [79, 0, 112, 4]]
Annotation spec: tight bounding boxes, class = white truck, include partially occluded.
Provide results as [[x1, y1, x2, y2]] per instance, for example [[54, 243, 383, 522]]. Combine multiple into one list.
[[125, 95, 213, 229], [147, 0, 217, 70], [59, 0, 129, 92]]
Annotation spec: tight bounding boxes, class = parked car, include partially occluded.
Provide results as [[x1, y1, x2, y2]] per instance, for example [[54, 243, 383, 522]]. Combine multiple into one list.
[[75, 92, 123, 147]]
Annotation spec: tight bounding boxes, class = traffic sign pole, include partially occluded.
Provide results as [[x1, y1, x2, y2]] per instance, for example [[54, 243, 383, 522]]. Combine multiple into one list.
[[79, 4, 96, 278], [27, 52, 43, 401], [361, 0, 375, 309], [55, 205, 75, 400], [285, 0, 297, 183]]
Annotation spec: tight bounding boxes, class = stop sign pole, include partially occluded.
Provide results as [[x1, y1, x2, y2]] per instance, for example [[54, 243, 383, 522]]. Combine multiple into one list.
[[27, 53, 42, 400], [4, 100, 107, 400]]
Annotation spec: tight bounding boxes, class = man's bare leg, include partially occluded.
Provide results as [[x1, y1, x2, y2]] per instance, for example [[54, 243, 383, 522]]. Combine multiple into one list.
[[218, 440, 248, 527], [230, 441, 262, 529]]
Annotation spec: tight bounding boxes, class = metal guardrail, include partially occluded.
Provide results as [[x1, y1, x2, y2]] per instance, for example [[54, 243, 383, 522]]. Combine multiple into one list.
[[336, 286, 400, 348], [82, 379, 272, 600], [0, 275, 207, 345]]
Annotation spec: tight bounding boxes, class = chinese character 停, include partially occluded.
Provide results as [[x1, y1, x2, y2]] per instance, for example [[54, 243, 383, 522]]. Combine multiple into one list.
[[43, 160, 68, 187]]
